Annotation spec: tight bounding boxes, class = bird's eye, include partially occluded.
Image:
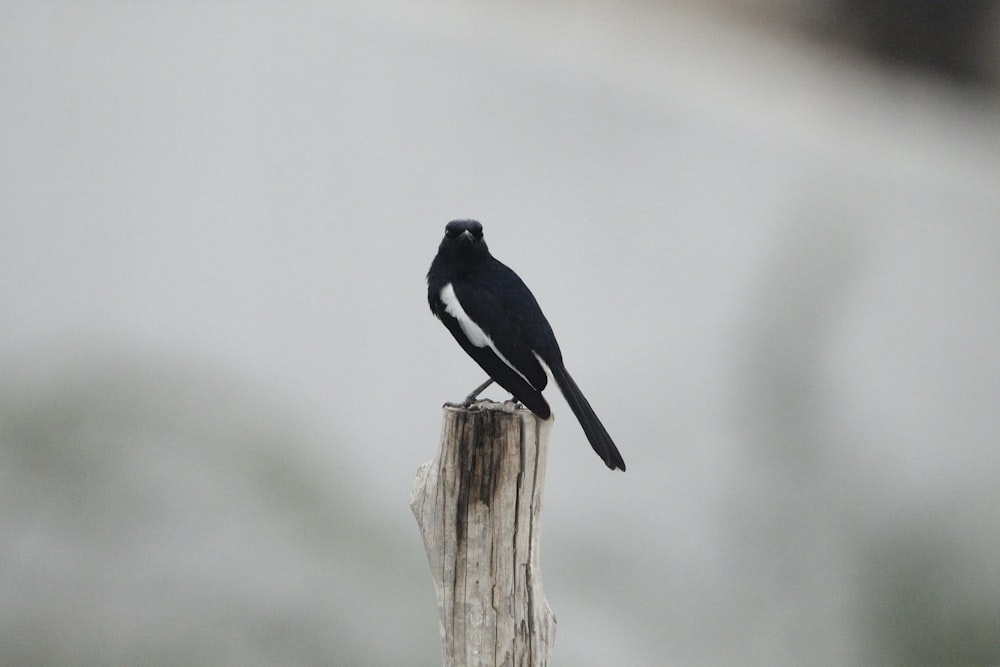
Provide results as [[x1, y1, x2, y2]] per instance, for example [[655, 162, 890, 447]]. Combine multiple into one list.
[[444, 221, 483, 241]]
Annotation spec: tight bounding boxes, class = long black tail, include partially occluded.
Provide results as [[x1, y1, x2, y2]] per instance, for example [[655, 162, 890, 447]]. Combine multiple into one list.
[[549, 362, 626, 471]]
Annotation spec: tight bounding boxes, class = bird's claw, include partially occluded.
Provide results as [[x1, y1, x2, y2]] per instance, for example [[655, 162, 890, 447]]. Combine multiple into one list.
[[463, 377, 495, 403]]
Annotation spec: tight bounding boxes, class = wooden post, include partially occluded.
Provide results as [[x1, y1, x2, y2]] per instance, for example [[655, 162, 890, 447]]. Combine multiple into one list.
[[410, 400, 556, 666]]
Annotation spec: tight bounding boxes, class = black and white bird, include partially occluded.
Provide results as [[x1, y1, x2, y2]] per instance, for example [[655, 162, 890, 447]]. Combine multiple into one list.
[[427, 219, 626, 471]]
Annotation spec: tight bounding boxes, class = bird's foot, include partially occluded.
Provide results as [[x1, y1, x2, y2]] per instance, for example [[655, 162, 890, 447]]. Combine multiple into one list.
[[443, 378, 497, 410], [464, 377, 495, 403]]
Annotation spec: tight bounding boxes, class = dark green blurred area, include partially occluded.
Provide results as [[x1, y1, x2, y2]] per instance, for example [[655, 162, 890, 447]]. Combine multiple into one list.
[[811, 0, 999, 87]]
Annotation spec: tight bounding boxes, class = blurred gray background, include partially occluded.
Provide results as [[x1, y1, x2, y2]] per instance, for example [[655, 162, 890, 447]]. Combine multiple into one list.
[[2, 1, 999, 665]]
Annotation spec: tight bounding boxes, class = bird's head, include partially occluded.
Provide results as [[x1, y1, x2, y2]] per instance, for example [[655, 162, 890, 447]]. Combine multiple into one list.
[[437, 219, 489, 264]]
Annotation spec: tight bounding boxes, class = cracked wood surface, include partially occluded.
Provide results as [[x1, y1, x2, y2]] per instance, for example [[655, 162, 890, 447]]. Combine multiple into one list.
[[411, 401, 556, 667]]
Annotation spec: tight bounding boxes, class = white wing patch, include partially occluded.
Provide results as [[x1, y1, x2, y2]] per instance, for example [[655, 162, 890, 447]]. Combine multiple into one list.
[[440, 283, 492, 348], [440, 282, 532, 386]]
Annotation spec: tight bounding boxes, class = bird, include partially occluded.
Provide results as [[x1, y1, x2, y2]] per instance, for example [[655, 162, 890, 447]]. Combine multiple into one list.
[[427, 219, 626, 471]]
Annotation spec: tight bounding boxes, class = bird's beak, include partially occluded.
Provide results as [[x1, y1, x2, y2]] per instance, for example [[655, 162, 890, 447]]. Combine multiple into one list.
[[458, 230, 474, 243]]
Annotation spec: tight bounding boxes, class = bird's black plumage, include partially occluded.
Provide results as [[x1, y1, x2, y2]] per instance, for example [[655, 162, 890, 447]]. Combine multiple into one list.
[[427, 219, 626, 471]]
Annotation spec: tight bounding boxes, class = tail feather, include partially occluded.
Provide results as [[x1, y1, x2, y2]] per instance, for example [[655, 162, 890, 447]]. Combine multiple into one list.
[[549, 362, 626, 471]]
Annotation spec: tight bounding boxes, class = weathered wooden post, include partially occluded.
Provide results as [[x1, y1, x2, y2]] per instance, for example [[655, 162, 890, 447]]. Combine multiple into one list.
[[410, 400, 556, 666]]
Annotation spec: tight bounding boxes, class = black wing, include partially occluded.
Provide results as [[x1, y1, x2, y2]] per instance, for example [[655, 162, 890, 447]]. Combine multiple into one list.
[[433, 301, 551, 418], [451, 264, 554, 390]]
